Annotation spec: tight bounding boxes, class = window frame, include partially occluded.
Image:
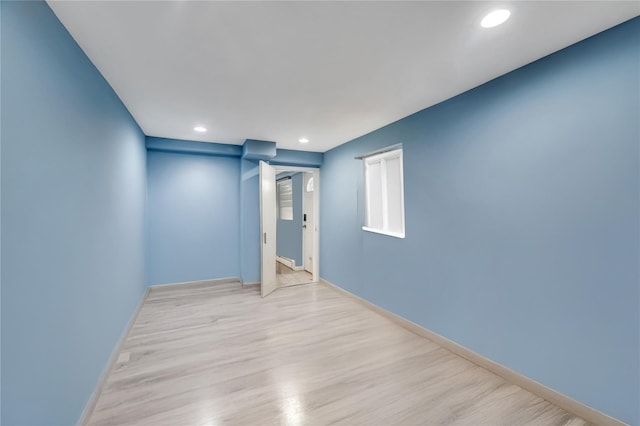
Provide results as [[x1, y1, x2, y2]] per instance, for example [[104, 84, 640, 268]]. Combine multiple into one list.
[[277, 178, 293, 221], [362, 147, 405, 239]]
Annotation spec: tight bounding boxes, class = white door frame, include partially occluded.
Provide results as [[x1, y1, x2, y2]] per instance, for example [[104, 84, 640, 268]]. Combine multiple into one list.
[[273, 165, 320, 283]]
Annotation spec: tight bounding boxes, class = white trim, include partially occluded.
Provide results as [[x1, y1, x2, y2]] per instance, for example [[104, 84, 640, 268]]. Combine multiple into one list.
[[276, 256, 304, 271], [312, 168, 319, 282], [148, 276, 241, 289], [397, 149, 406, 236], [361, 226, 405, 239], [78, 287, 150, 425], [319, 278, 628, 426]]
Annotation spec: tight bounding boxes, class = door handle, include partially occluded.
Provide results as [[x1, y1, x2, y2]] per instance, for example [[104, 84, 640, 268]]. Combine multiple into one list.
[[302, 225, 307, 229], [263, 232, 267, 244]]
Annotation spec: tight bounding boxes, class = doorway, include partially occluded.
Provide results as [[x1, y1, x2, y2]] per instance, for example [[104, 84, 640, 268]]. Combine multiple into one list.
[[260, 162, 319, 297]]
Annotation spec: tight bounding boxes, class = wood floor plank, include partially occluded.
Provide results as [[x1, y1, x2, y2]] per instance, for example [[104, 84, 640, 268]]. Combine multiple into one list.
[[86, 282, 589, 426], [276, 262, 313, 287]]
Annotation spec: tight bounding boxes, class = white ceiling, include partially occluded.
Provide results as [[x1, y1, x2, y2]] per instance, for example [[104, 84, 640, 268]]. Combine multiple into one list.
[[48, 1, 638, 153]]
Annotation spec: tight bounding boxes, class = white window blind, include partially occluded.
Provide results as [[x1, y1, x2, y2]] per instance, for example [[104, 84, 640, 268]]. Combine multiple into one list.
[[277, 179, 293, 220], [363, 148, 405, 238]]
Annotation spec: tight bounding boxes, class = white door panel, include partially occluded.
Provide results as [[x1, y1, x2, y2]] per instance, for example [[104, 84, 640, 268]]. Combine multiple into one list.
[[260, 161, 277, 297], [303, 173, 314, 273]]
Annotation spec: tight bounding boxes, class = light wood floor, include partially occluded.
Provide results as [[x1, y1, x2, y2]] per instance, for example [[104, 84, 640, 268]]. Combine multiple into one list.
[[86, 281, 588, 425], [276, 262, 313, 287]]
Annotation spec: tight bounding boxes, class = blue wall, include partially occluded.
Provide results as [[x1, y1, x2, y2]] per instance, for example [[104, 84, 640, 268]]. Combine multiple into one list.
[[271, 149, 324, 167], [147, 150, 241, 285], [277, 173, 304, 266], [143, 139, 321, 286], [147, 136, 242, 157], [320, 18, 639, 425], [1, 2, 147, 424]]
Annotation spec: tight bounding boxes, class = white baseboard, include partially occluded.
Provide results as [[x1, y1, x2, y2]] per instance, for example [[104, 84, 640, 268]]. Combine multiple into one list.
[[276, 256, 303, 271], [241, 281, 260, 288], [149, 276, 241, 290], [77, 287, 150, 425], [320, 278, 627, 426]]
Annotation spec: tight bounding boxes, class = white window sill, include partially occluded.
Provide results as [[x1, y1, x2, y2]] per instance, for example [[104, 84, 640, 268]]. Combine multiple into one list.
[[362, 226, 405, 239]]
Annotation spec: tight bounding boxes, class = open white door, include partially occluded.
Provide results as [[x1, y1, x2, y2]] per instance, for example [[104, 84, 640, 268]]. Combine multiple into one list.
[[260, 161, 277, 297], [303, 173, 314, 274]]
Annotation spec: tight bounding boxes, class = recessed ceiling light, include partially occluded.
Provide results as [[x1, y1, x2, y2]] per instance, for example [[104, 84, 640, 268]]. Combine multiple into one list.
[[194, 126, 207, 132], [481, 9, 510, 28], [299, 138, 309, 143]]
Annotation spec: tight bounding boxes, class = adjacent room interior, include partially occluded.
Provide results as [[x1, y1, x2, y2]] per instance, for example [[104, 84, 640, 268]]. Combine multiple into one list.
[[1, 1, 639, 425], [275, 169, 317, 288]]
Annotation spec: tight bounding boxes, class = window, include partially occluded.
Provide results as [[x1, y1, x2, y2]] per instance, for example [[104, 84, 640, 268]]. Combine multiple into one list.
[[277, 178, 293, 220], [306, 176, 314, 192], [363, 147, 405, 238]]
